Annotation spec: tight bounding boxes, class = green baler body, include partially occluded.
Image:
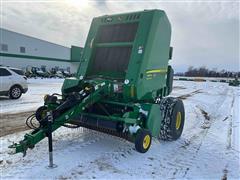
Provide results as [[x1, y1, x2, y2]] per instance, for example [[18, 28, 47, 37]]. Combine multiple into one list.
[[75, 9, 172, 101], [9, 10, 175, 155], [61, 9, 173, 137]]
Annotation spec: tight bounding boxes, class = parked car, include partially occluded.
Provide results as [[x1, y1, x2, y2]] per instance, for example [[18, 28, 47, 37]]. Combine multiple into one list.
[[0, 66, 28, 99]]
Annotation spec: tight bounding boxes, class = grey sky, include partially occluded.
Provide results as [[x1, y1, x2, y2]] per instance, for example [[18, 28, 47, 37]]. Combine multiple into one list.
[[0, 0, 239, 72]]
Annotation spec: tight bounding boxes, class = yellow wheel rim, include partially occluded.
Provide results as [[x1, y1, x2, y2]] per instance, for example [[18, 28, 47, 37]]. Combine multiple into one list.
[[176, 112, 182, 130], [41, 109, 48, 119], [143, 135, 151, 149]]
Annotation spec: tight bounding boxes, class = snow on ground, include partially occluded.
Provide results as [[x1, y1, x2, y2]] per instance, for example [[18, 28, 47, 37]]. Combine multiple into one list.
[[0, 78, 64, 114], [0, 78, 64, 136], [0, 80, 239, 179]]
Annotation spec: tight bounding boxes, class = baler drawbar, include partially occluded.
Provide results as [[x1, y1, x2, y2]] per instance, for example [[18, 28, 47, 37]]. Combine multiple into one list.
[[9, 80, 110, 155]]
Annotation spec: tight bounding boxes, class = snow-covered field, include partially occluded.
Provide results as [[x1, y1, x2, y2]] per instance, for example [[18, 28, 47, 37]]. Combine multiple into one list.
[[0, 79, 239, 179], [0, 78, 64, 136]]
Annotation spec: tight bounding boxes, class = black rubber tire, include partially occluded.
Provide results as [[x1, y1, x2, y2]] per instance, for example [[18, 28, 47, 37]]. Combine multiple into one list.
[[135, 129, 152, 153], [9, 85, 22, 99], [35, 106, 48, 121], [159, 97, 185, 141]]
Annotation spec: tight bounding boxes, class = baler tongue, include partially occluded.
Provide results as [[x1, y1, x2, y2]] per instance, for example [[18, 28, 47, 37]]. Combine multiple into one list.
[[8, 81, 109, 157], [9, 141, 28, 156]]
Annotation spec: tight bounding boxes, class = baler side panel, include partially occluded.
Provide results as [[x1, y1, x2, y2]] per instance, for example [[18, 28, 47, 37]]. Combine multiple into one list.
[[123, 12, 154, 101], [144, 104, 162, 137], [137, 11, 172, 100]]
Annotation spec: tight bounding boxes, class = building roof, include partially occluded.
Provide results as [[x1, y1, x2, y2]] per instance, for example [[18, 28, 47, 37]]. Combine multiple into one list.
[[0, 28, 70, 49]]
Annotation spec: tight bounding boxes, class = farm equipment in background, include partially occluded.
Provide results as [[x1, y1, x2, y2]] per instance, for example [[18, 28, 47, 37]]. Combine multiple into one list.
[[24, 66, 72, 78], [50, 67, 58, 77], [25, 66, 36, 78], [31, 67, 46, 78], [50, 67, 64, 78], [9, 10, 185, 165], [229, 77, 240, 86], [61, 69, 72, 78], [25, 66, 46, 78], [55, 70, 64, 78], [40, 65, 54, 78]]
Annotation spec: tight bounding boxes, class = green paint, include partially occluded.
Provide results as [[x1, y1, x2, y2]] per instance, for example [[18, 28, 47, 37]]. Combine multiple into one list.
[[77, 9, 172, 101], [9, 81, 110, 154], [71, 46, 83, 62], [0, 52, 75, 62], [145, 104, 162, 137], [9, 10, 176, 155]]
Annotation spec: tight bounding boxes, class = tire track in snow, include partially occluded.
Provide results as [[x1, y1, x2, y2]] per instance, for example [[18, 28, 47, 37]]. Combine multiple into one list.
[[227, 89, 234, 150], [142, 102, 212, 178], [222, 88, 237, 179], [177, 89, 202, 100], [162, 128, 209, 178], [152, 87, 232, 178], [182, 87, 239, 179]]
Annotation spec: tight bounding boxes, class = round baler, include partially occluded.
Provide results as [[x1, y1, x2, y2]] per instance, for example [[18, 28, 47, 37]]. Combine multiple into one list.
[[9, 9, 185, 160]]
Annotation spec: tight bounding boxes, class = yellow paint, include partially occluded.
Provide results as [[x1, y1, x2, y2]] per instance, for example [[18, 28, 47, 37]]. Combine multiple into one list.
[[146, 69, 167, 74], [85, 86, 91, 91], [130, 85, 135, 98], [176, 112, 182, 130], [143, 135, 151, 149]]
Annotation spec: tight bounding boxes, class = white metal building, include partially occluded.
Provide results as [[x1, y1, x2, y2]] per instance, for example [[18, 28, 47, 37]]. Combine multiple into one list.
[[0, 28, 82, 73]]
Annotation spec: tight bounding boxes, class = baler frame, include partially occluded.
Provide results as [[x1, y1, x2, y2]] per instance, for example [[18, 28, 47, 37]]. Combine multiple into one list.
[[9, 10, 185, 164]]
